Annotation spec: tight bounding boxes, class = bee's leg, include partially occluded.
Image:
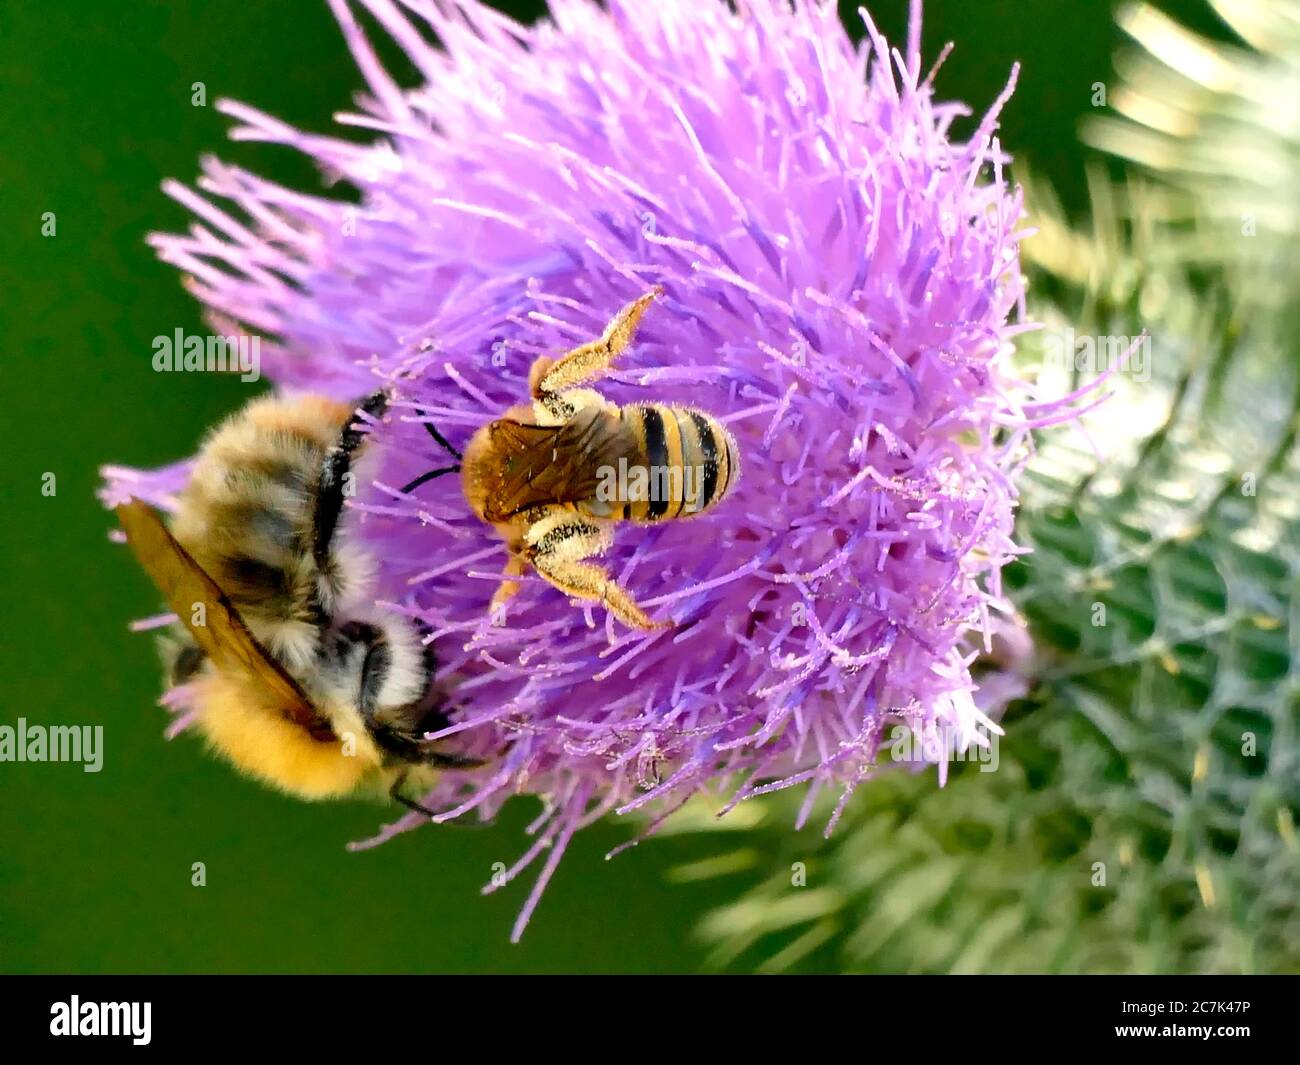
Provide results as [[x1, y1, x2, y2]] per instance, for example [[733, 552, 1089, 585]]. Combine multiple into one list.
[[489, 552, 528, 623], [314, 389, 389, 569], [488, 518, 540, 621], [525, 513, 669, 630], [391, 766, 495, 832], [422, 750, 487, 769], [388, 772, 436, 818], [530, 286, 663, 396]]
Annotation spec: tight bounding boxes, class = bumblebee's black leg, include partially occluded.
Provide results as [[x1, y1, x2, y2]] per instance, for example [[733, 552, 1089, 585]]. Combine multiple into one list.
[[422, 750, 487, 769], [411, 701, 487, 768], [389, 773, 436, 818], [368, 697, 489, 771], [314, 389, 389, 570], [388, 755, 485, 819]]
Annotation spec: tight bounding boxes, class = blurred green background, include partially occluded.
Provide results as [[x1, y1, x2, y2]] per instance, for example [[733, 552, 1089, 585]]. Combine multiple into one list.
[[0, 0, 1237, 973]]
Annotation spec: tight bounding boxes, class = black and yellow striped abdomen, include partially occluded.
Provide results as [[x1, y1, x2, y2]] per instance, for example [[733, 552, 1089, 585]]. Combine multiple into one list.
[[615, 404, 738, 523]]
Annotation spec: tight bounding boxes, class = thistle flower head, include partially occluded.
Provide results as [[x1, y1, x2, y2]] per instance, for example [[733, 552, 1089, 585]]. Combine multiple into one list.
[[103, 0, 1043, 938]]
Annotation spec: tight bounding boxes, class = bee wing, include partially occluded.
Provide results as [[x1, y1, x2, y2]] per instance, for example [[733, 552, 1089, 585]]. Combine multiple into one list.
[[486, 405, 636, 520], [115, 499, 333, 739]]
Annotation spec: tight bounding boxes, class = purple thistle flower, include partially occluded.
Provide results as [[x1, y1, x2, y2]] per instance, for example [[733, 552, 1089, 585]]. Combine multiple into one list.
[[102, 0, 1052, 939]]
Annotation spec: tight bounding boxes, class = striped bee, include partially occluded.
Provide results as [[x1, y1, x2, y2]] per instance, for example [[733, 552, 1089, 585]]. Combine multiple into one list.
[[405, 287, 740, 630]]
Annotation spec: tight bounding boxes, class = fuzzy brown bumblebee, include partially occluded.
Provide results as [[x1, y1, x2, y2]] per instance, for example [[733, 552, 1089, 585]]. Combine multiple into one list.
[[116, 393, 478, 811]]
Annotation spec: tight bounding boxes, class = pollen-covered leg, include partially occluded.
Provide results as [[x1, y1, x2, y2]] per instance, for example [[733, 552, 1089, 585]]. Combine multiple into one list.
[[538, 557, 663, 630], [530, 286, 663, 396], [525, 514, 667, 630], [489, 551, 528, 623]]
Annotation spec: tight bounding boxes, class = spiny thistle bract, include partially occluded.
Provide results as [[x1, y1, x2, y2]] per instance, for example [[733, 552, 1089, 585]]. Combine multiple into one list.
[[684, 0, 1300, 974], [101, 0, 1058, 937]]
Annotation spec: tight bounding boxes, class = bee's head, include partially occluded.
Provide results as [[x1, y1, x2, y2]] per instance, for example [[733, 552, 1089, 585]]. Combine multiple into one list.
[[324, 616, 481, 774], [326, 616, 432, 719]]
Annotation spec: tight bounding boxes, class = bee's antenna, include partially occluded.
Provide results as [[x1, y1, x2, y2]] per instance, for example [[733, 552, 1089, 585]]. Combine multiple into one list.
[[400, 464, 461, 495], [416, 407, 463, 461]]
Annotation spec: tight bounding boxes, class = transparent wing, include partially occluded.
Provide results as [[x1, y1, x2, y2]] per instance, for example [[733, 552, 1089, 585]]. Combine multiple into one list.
[[115, 499, 333, 739]]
